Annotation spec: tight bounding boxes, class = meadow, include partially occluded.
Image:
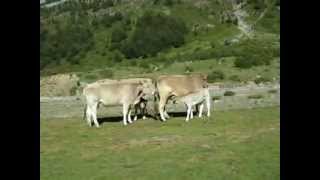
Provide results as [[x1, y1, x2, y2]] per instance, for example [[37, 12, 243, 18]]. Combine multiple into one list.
[[40, 106, 280, 180]]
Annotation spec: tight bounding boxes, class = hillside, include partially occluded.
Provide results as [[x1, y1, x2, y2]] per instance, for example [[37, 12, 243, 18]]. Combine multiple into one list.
[[40, 0, 280, 85]]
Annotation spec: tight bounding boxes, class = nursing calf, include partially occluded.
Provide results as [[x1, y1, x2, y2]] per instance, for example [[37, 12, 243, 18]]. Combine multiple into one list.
[[176, 88, 211, 122]]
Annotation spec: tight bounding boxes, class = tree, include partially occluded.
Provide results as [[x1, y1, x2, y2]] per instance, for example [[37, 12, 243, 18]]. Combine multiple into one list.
[[121, 11, 188, 58]]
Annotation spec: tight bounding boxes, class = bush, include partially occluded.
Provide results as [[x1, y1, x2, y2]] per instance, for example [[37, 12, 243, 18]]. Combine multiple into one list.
[[111, 23, 127, 43], [254, 76, 271, 84], [85, 74, 98, 81], [248, 94, 264, 99], [229, 75, 241, 82], [184, 65, 194, 73], [98, 69, 114, 78], [224, 91, 235, 96], [268, 89, 277, 94], [208, 70, 225, 83], [121, 11, 188, 58], [139, 61, 149, 69], [112, 51, 124, 62], [129, 60, 137, 66], [212, 96, 221, 101], [210, 42, 216, 48], [234, 56, 256, 69]]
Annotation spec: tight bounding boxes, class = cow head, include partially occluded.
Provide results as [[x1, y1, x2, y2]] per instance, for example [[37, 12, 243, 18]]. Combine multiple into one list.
[[137, 80, 156, 100]]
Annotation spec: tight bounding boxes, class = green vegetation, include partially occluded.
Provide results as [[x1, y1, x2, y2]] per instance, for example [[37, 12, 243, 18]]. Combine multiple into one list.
[[248, 94, 264, 99], [208, 70, 225, 83], [40, 0, 280, 84], [41, 107, 280, 180], [212, 96, 221, 101], [254, 76, 271, 84], [268, 89, 278, 94], [224, 91, 236, 96]]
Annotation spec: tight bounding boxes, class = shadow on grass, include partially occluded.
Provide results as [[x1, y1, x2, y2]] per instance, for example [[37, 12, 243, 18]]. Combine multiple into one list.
[[97, 112, 194, 125]]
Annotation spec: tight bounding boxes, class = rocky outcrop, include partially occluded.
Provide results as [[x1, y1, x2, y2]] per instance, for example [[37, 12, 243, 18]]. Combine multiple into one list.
[[40, 73, 80, 96]]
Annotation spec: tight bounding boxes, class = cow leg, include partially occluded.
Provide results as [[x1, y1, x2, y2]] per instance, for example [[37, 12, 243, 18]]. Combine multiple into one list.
[[133, 104, 139, 121], [86, 105, 92, 127], [164, 109, 170, 118], [190, 106, 194, 119], [199, 103, 204, 118], [186, 104, 192, 122], [195, 104, 199, 116], [122, 104, 129, 126], [159, 95, 169, 121], [128, 107, 133, 124], [164, 98, 171, 118], [142, 102, 147, 120], [91, 102, 100, 128]]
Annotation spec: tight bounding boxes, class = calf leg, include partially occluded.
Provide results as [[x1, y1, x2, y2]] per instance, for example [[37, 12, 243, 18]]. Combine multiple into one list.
[[86, 105, 92, 127], [206, 95, 211, 117], [199, 103, 204, 118]]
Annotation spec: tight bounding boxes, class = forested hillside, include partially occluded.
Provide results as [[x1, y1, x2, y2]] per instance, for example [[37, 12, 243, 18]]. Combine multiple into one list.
[[40, 0, 280, 84]]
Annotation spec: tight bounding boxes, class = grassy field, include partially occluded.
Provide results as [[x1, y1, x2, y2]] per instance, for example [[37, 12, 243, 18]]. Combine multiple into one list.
[[40, 106, 280, 180]]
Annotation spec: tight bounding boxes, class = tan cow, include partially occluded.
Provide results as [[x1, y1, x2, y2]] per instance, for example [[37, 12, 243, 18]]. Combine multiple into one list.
[[155, 74, 209, 121], [82, 82, 146, 128], [94, 78, 155, 120]]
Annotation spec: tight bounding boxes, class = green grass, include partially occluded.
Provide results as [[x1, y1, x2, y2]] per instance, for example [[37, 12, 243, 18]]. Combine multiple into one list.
[[41, 107, 280, 180]]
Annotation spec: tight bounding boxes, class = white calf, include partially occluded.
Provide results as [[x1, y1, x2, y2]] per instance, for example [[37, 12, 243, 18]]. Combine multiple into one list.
[[177, 88, 211, 122]]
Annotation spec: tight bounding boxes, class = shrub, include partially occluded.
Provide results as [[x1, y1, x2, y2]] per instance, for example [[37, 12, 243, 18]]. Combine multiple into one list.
[[208, 70, 225, 83], [121, 11, 188, 58], [268, 89, 277, 94], [139, 61, 149, 69], [111, 23, 127, 43], [212, 96, 221, 101], [85, 74, 98, 81], [129, 60, 137, 66], [254, 76, 271, 84], [229, 75, 241, 82], [112, 51, 124, 62], [210, 41, 216, 48], [98, 69, 114, 78], [224, 91, 235, 96], [184, 65, 194, 73], [248, 94, 264, 99]]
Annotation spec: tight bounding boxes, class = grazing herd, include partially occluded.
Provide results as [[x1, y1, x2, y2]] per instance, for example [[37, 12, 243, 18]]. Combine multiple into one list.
[[82, 74, 211, 127]]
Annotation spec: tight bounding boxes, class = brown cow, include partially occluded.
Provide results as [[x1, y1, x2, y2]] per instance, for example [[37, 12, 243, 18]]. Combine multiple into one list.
[[155, 74, 209, 121]]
